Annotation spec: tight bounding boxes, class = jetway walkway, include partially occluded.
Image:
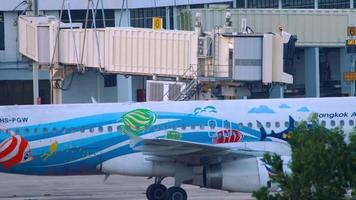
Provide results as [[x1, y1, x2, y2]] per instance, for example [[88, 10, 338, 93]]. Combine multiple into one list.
[[17, 13, 295, 102], [18, 15, 198, 78]]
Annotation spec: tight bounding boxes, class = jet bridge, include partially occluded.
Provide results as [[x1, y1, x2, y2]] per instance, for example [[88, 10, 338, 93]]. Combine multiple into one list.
[[17, 13, 295, 102]]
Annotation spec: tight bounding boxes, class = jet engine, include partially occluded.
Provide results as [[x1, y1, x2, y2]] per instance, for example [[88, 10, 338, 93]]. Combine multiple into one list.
[[197, 156, 290, 193]]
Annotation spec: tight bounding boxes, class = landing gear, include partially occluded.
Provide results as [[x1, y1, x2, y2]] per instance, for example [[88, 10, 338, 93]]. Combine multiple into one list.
[[146, 177, 187, 200], [146, 183, 167, 200], [164, 187, 187, 200]]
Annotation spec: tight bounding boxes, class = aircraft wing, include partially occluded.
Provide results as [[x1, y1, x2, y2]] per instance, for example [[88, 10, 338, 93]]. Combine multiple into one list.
[[133, 138, 266, 165]]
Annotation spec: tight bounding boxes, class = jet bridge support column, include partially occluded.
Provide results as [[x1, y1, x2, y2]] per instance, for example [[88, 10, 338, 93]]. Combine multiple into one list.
[[117, 75, 133, 102], [269, 85, 284, 98], [32, 62, 40, 104], [304, 48, 320, 97]]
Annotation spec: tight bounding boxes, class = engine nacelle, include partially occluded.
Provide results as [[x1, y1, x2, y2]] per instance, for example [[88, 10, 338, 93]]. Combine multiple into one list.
[[201, 157, 290, 193]]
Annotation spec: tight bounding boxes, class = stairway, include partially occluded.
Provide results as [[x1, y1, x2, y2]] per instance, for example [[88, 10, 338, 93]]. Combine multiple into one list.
[[174, 79, 200, 101]]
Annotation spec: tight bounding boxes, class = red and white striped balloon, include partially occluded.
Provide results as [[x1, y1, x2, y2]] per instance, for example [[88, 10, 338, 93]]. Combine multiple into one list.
[[0, 135, 33, 169]]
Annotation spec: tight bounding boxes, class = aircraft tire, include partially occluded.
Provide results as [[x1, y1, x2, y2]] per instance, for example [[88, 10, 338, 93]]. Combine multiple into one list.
[[164, 187, 187, 200], [146, 183, 167, 200]]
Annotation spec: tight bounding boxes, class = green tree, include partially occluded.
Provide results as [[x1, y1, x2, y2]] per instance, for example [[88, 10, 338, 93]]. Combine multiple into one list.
[[252, 118, 355, 200], [350, 128, 356, 197]]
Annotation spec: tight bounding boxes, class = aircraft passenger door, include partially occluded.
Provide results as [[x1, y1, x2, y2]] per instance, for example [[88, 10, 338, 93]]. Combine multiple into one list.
[[223, 120, 232, 137], [208, 120, 218, 138]]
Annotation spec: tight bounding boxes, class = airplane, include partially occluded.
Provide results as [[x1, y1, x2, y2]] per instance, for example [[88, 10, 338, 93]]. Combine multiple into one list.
[[0, 97, 354, 200]]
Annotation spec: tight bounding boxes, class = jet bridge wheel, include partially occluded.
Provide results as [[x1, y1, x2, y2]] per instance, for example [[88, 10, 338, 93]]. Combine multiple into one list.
[[164, 187, 187, 200], [146, 183, 167, 200]]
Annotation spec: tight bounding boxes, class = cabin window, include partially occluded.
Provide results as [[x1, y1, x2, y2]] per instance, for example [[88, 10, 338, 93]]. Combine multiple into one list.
[[24, 128, 30, 134], [164, 125, 168, 130], [61, 128, 66, 134], [89, 128, 95, 133], [191, 125, 196, 130], [238, 123, 243, 128], [80, 128, 85, 133], [247, 122, 253, 128], [321, 120, 326, 127], [266, 122, 271, 128], [284, 121, 289, 128], [208, 121, 216, 129], [224, 120, 230, 129], [173, 125, 177, 130], [330, 120, 336, 127], [43, 128, 48, 134], [339, 120, 345, 127], [52, 128, 57, 134], [34, 128, 38, 134], [275, 122, 280, 128], [257, 122, 262, 129], [108, 126, 113, 132], [98, 126, 104, 133], [349, 120, 355, 126], [182, 124, 187, 130], [200, 124, 205, 130], [294, 121, 299, 127]]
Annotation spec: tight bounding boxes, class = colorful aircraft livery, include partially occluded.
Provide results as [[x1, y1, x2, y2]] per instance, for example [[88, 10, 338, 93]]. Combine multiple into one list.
[[0, 97, 354, 200]]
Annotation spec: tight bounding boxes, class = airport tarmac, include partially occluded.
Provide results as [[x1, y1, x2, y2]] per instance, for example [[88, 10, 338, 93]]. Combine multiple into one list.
[[0, 173, 254, 200]]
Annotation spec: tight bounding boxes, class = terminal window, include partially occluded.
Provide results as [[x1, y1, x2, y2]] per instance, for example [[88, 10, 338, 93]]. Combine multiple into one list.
[[235, 0, 246, 8], [282, 0, 314, 8], [0, 12, 4, 50], [319, 0, 350, 8], [61, 10, 115, 28], [131, 7, 167, 29], [247, 0, 279, 8]]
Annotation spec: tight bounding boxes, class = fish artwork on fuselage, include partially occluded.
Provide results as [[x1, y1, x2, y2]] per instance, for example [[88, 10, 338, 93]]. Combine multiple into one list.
[[257, 116, 295, 141]]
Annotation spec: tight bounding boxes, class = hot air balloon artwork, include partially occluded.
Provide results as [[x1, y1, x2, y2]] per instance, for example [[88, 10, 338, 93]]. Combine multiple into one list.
[[0, 135, 34, 169], [121, 109, 157, 136]]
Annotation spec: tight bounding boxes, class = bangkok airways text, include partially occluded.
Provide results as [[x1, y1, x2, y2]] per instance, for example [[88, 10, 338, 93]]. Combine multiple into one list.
[[318, 112, 356, 119]]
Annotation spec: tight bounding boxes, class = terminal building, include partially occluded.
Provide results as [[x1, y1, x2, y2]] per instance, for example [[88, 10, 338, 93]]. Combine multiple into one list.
[[0, 0, 355, 105]]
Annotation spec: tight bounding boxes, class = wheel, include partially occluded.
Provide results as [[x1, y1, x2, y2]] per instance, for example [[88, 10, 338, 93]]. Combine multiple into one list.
[[146, 183, 167, 200], [164, 187, 187, 200]]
